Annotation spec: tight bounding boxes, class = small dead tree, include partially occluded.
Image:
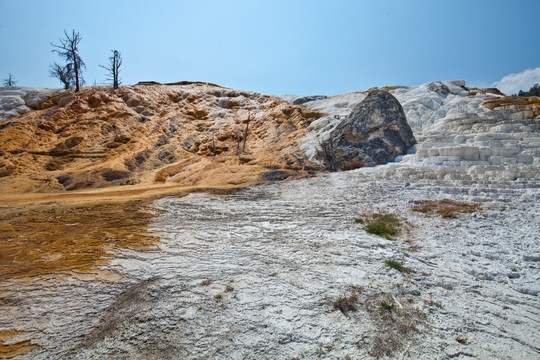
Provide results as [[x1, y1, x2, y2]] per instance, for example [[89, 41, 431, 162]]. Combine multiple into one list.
[[3, 73, 17, 86], [99, 50, 122, 89], [241, 112, 251, 153], [49, 63, 73, 89], [51, 29, 86, 91]]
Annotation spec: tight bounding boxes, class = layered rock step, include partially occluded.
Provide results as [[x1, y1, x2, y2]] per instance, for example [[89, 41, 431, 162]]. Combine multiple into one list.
[[295, 81, 540, 187]]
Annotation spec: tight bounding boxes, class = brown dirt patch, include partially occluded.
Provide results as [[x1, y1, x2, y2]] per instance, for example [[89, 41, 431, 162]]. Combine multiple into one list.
[[0, 330, 39, 358]]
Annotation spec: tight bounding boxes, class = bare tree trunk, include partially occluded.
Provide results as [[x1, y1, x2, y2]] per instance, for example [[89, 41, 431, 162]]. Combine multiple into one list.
[[242, 112, 251, 153], [72, 43, 79, 92]]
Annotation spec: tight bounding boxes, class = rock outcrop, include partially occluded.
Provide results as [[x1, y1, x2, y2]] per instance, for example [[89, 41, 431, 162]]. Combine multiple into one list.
[[296, 80, 540, 187], [0, 83, 324, 194], [321, 90, 415, 169], [0, 87, 60, 118]]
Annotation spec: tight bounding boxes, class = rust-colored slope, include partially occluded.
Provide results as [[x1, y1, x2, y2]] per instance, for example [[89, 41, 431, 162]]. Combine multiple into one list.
[[0, 83, 323, 200]]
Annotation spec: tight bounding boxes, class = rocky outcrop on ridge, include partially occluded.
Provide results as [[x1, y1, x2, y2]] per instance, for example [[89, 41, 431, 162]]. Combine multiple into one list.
[[297, 80, 540, 187], [321, 90, 415, 169], [0, 83, 323, 194], [0, 87, 60, 119]]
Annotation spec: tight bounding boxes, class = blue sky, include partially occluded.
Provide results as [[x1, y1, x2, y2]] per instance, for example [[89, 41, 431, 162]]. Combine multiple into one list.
[[1, 0, 539, 95]]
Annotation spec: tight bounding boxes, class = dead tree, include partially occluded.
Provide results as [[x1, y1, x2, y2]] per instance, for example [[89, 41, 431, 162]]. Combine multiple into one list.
[[49, 63, 73, 89], [2, 73, 17, 86], [242, 112, 251, 153], [51, 30, 85, 91], [99, 50, 122, 89]]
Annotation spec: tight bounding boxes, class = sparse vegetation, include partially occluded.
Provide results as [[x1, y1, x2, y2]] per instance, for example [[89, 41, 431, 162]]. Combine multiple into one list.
[[412, 199, 480, 218], [381, 301, 395, 312], [384, 259, 411, 274], [2, 73, 17, 86], [425, 299, 443, 309], [456, 336, 468, 344], [363, 292, 428, 357], [214, 294, 223, 300], [360, 212, 402, 240], [332, 286, 362, 316], [200, 279, 212, 286], [225, 285, 234, 292], [316, 343, 335, 357], [513, 83, 540, 97]]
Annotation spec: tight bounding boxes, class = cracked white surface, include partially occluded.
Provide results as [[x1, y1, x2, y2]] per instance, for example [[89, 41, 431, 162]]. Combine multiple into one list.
[[3, 172, 539, 359]]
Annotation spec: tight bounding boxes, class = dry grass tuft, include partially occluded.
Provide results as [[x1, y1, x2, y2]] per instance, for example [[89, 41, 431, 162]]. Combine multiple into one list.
[[363, 292, 428, 357], [332, 286, 363, 316], [327, 287, 429, 357], [412, 199, 480, 219]]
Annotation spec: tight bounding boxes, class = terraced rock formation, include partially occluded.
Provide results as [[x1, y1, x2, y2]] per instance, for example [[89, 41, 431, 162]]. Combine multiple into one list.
[[0, 80, 539, 359], [297, 80, 540, 187], [0, 83, 322, 196]]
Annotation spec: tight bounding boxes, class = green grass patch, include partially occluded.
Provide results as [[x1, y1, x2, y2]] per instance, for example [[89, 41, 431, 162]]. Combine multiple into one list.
[[381, 301, 395, 312], [363, 213, 402, 240], [384, 259, 411, 273]]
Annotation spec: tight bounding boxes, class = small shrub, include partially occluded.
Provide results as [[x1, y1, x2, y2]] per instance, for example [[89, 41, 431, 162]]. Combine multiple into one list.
[[412, 199, 480, 218], [200, 279, 212, 286], [225, 285, 234, 292], [381, 302, 395, 312], [363, 213, 402, 240], [456, 336, 468, 344], [334, 293, 359, 315], [332, 286, 362, 316], [214, 294, 223, 300], [425, 299, 442, 308]]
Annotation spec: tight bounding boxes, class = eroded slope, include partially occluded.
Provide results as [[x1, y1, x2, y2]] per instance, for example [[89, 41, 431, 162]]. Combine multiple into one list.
[[0, 83, 322, 196]]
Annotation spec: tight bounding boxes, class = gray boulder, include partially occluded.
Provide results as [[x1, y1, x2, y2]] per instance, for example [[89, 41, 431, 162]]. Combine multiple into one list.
[[292, 95, 328, 105], [321, 90, 415, 170]]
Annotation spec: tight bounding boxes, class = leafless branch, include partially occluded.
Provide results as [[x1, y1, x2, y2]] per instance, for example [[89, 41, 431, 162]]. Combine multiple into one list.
[[50, 29, 85, 91]]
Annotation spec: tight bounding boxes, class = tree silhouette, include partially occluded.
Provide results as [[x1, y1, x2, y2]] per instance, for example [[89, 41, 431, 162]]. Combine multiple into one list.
[[50, 30, 86, 91], [100, 50, 122, 89], [49, 63, 73, 89], [513, 84, 540, 97], [2, 73, 17, 86]]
